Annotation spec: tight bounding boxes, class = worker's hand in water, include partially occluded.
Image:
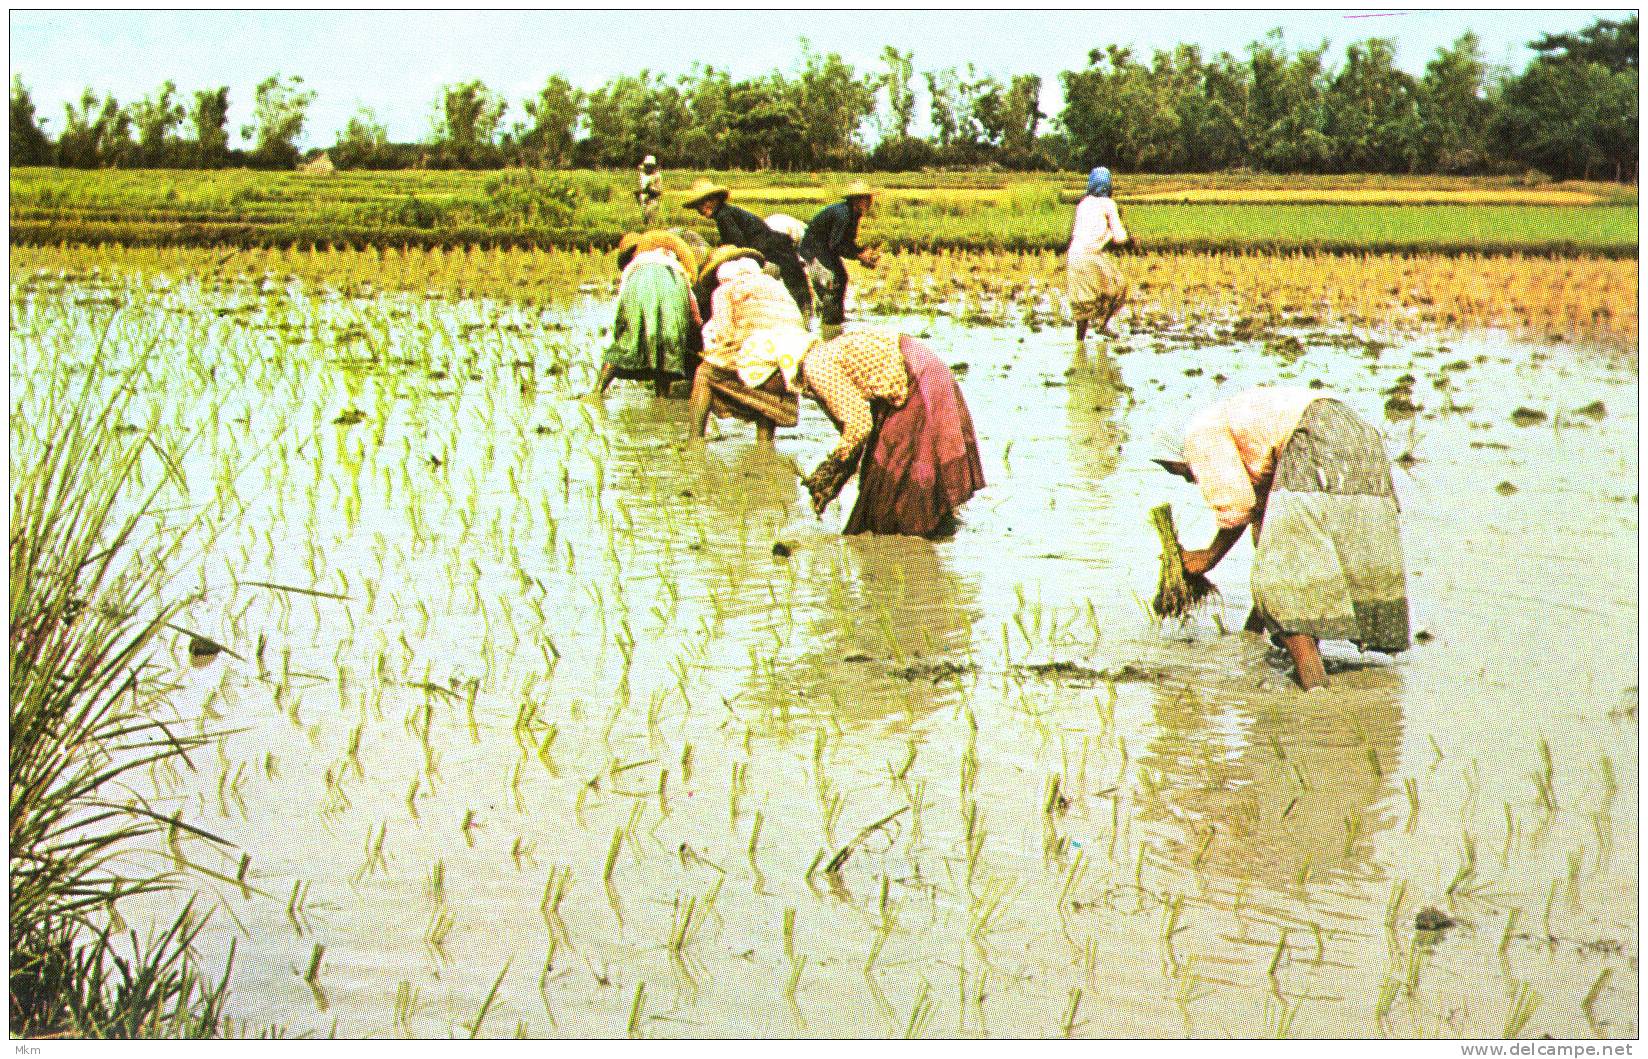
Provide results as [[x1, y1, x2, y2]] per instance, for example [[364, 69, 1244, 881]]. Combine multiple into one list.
[[803, 450, 859, 515], [1181, 549, 1216, 576]]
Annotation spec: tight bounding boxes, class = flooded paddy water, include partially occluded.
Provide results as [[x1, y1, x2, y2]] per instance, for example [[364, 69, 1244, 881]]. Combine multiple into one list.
[[9, 265, 1636, 1038]]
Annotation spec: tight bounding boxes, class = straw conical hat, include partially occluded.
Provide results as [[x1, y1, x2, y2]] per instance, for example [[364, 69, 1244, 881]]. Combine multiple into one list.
[[843, 180, 876, 199], [682, 178, 731, 209]]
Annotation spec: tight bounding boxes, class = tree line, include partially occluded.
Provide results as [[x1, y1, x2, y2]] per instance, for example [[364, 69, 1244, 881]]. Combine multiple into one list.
[[9, 18, 1637, 181]]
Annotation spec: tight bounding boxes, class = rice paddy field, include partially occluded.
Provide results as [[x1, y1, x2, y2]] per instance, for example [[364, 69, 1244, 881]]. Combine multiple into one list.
[[10, 168, 1639, 256], [8, 181, 1638, 1040]]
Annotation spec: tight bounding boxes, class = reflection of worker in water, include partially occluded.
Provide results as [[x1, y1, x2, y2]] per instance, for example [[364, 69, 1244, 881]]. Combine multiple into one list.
[[747, 538, 983, 726], [1152, 386, 1411, 690], [1063, 344, 1128, 489], [1135, 681, 1402, 887]]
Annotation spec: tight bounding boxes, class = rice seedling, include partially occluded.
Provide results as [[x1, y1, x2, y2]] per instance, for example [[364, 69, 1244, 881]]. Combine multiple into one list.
[[1532, 737, 1558, 813], [1267, 995, 1302, 1039], [302, 943, 324, 984], [1264, 928, 1290, 978], [1582, 968, 1613, 1018], [626, 981, 646, 1038], [1374, 975, 1401, 1022], [902, 980, 937, 1039], [1503, 981, 1541, 1038]]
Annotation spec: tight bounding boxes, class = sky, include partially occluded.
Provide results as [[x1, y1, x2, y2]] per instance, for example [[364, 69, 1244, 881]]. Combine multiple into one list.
[[8, 8, 1632, 149]]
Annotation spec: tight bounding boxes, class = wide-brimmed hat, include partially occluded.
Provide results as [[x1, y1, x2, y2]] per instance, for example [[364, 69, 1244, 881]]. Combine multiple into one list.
[[682, 178, 730, 210], [617, 232, 643, 256], [642, 154, 657, 167], [843, 180, 876, 200], [697, 245, 764, 282]]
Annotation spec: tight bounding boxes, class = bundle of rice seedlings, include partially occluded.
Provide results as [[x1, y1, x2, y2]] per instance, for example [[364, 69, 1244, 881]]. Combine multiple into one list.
[[1149, 503, 1217, 620]]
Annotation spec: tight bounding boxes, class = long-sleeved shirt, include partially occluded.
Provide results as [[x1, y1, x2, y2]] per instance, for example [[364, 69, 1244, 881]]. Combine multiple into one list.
[[800, 328, 909, 461], [701, 271, 811, 387], [1067, 195, 1128, 257], [1181, 387, 1325, 529], [710, 202, 792, 258], [798, 200, 863, 273]]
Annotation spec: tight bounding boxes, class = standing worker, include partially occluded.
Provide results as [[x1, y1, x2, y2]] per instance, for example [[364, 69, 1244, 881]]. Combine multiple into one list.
[[799, 181, 880, 342], [636, 155, 663, 227], [681, 179, 813, 321], [1151, 386, 1411, 691], [1066, 166, 1130, 342]]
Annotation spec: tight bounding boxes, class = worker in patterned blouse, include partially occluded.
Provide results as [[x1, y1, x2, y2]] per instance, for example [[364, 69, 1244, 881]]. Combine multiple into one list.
[[682, 179, 814, 321], [1152, 386, 1411, 691], [798, 181, 881, 342], [687, 247, 809, 445], [798, 328, 985, 537]]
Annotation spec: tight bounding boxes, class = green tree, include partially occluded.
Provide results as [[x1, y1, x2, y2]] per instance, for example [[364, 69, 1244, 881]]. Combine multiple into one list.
[[1058, 47, 1162, 170], [188, 87, 231, 167], [786, 40, 876, 169], [1494, 55, 1636, 180], [972, 73, 1043, 158], [1322, 38, 1421, 172], [516, 75, 582, 167], [57, 89, 132, 168], [879, 45, 916, 140], [1245, 30, 1333, 172], [331, 107, 389, 169], [432, 80, 507, 167], [242, 73, 315, 168], [728, 77, 802, 170], [128, 80, 186, 166], [10, 77, 53, 166], [579, 70, 690, 168], [1492, 15, 1638, 180], [1529, 14, 1637, 72], [1417, 32, 1491, 173]]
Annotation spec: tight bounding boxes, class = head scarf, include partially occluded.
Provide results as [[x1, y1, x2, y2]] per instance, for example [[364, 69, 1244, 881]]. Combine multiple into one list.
[[716, 258, 762, 283], [1087, 166, 1113, 198], [1151, 416, 1188, 466]]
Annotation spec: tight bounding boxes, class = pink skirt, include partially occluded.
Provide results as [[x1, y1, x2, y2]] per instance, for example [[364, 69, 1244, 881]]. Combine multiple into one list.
[[844, 336, 986, 536]]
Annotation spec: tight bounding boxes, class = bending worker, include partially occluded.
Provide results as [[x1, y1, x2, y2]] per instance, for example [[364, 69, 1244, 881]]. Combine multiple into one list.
[[799, 180, 880, 342], [682, 179, 813, 321]]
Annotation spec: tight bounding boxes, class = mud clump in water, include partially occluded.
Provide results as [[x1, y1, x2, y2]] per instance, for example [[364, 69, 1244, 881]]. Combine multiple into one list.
[[893, 659, 976, 683], [1510, 407, 1549, 427], [1414, 907, 1457, 937]]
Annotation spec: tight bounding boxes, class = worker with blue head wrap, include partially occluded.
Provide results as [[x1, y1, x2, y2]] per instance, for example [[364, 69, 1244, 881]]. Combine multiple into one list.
[[1067, 165, 1130, 342]]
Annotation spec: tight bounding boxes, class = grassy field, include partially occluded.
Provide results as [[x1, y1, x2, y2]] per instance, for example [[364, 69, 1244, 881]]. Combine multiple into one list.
[[10, 167, 1638, 257]]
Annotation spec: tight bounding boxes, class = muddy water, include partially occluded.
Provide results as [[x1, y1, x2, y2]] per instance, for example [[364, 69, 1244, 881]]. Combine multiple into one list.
[[9, 272, 1636, 1038]]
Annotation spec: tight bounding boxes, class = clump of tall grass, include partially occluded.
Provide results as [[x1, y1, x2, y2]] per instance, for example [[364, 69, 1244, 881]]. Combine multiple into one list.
[[10, 361, 233, 1037]]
